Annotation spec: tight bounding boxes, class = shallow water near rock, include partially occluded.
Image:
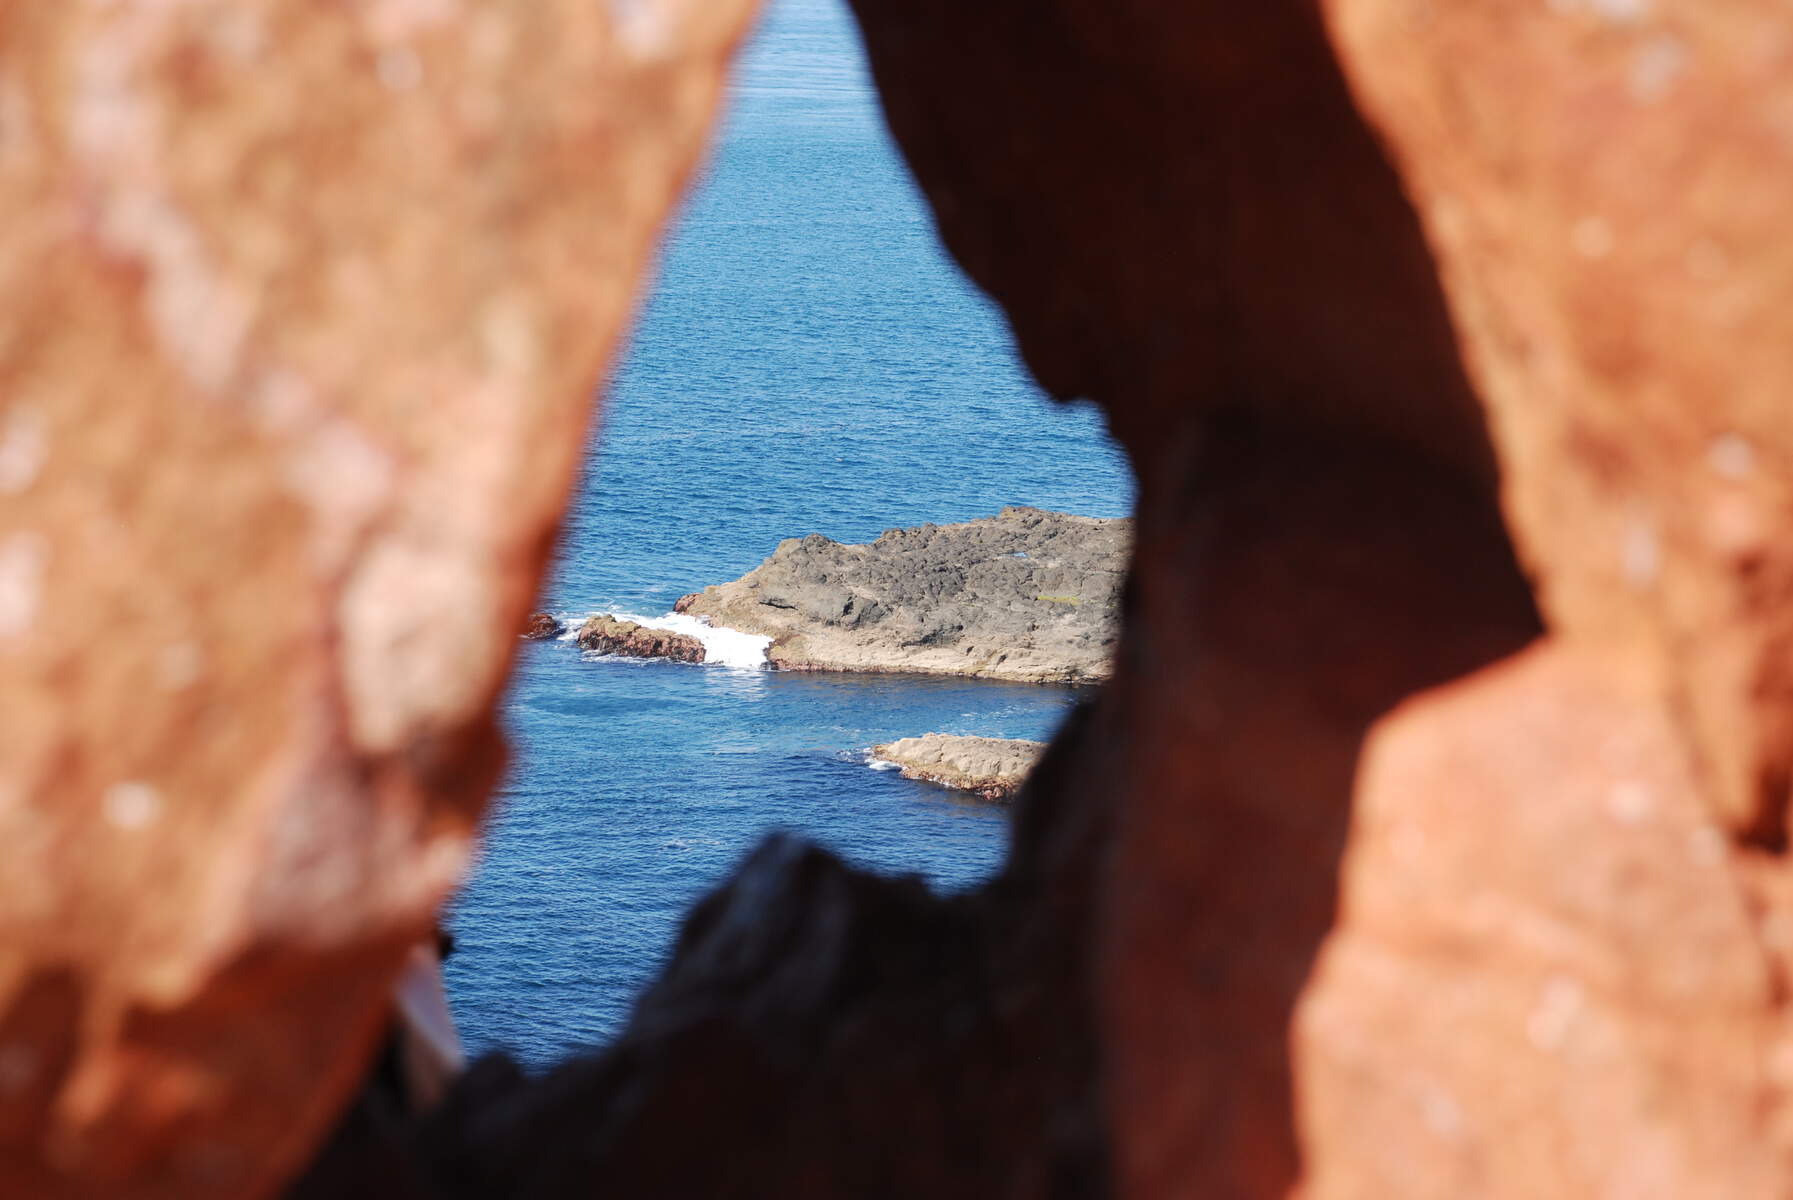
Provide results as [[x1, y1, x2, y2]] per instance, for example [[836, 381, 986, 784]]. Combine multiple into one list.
[[445, 0, 1134, 1070]]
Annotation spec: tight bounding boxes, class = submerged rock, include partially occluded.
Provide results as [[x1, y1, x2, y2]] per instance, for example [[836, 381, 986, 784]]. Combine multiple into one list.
[[871, 734, 1045, 803], [678, 507, 1127, 683], [521, 612, 566, 640], [575, 615, 707, 663]]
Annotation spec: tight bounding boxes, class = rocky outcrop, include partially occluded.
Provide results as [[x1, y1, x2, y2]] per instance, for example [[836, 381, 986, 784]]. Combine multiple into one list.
[[677, 507, 1126, 683], [521, 612, 566, 641], [575, 615, 706, 663], [848, 0, 1793, 1196], [871, 735, 1044, 803], [0, 3, 758, 1197]]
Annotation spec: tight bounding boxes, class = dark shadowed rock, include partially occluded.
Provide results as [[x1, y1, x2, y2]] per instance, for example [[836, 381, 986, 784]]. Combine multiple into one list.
[[872, 734, 1044, 803], [679, 507, 1127, 683], [575, 615, 706, 663], [521, 612, 565, 641]]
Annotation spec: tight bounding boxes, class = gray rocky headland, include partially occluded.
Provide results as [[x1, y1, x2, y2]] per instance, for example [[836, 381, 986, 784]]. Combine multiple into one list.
[[870, 734, 1046, 803], [675, 506, 1128, 683]]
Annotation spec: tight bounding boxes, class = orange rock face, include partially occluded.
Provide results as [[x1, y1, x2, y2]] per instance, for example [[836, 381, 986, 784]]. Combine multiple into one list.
[[0, 2, 756, 1196], [1298, 2, 1793, 1193], [847, 0, 1793, 1196], [1321, 0, 1793, 846], [10, 0, 1793, 1195]]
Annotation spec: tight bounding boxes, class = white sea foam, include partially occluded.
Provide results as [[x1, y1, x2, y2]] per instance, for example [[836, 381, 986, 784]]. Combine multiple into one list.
[[867, 758, 900, 772], [611, 610, 772, 670]]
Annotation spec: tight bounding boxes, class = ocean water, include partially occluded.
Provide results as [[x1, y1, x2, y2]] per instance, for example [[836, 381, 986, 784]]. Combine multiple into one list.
[[444, 0, 1135, 1070]]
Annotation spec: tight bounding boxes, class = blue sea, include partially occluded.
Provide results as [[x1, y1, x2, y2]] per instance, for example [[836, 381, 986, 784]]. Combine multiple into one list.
[[444, 0, 1135, 1069]]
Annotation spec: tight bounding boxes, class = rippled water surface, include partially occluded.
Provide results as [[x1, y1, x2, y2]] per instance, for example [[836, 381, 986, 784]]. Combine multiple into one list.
[[445, 0, 1134, 1069]]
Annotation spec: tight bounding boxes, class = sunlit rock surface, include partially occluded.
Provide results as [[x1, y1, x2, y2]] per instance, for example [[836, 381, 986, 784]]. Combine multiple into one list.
[[0, 1, 757, 1195], [679, 507, 1127, 683], [872, 734, 1044, 802], [12, 0, 1793, 1196]]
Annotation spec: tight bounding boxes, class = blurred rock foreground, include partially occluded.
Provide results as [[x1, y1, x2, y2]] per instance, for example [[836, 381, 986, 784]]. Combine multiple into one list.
[[4, 0, 1793, 1196]]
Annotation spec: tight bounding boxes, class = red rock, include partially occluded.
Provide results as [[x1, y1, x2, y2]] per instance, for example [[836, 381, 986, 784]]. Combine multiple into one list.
[[845, 0, 1793, 1196], [521, 612, 565, 641], [1319, 0, 1793, 845], [12, 0, 1793, 1195], [0, 2, 757, 1196]]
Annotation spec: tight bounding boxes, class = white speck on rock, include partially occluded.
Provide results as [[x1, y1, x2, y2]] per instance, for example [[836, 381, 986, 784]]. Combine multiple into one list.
[[1572, 216, 1615, 259], [613, 0, 674, 57], [71, 23, 254, 397], [248, 368, 315, 435], [157, 641, 204, 690], [1606, 779, 1654, 825], [1546, 0, 1653, 23], [0, 408, 47, 494], [377, 47, 423, 91], [1417, 1082, 1465, 1141], [1621, 513, 1659, 589], [338, 529, 496, 754], [1630, 35, 1687, 102], [1708, 433, 1756, 480], [366, 0, 458, 42], [0, 532, 48, 639], [282, 417, 395, 569], [479, 296, 540, 378], [1583, 0, 1652, 22], [1526, 975, 1584, 1052], [103, 781, 162, 831]]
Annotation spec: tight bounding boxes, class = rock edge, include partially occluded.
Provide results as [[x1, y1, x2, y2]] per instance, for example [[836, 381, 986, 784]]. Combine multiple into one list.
[[575, 615, 706, 663], [870, 734, 1045, 803], [677, 506, 1127, 683]]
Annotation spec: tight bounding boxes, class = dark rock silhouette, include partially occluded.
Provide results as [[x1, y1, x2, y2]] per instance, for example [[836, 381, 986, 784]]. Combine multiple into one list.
[[521, 613, 566, 641]]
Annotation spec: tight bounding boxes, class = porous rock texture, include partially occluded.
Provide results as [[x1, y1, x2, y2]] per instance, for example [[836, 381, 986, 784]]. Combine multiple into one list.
[[678, 507, 1127, 683], [871, 735, 1045, 803], [12, 1, 1793, 1199], [846, 0, 1793, 1196], [574, 614, 706, 663], [0, 2, 757, 1197]]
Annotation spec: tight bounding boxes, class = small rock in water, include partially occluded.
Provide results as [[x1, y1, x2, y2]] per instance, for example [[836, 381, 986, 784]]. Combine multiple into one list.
[[870, 733, 1045, 803], [575, 614, 706, 663], [521, 611, 565, 640]]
